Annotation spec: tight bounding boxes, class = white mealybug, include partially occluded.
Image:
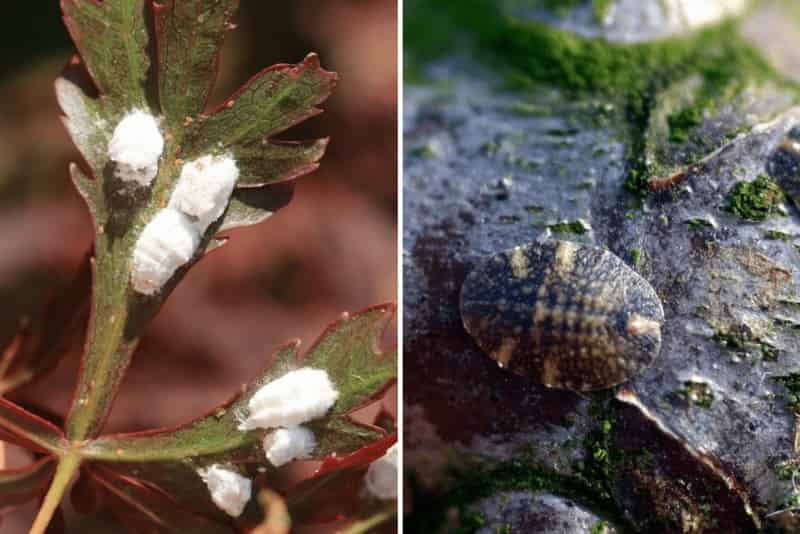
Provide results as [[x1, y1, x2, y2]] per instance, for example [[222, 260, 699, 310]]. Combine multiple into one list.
[[238, 368, 339, 431], [129, 152, 240, 295], [364, 443, 398, 500], [198, 464, 252, 517], [107, 110, 164, 186], [131, 208, 199, 295], [262, 425, 317, 467], [170, 154, 240, 231]]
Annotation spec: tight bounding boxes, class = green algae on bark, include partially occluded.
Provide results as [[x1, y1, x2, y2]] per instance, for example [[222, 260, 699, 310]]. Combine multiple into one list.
[[725, 175, 786, 221], [405, 0, 798, 198]]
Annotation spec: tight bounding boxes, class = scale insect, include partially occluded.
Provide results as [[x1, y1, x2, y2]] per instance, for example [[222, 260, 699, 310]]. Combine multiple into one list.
[[108, 110, 164, 186], [460, 240, 664, 391], [129, 153, 240, 295], [198, 464, 252, 518]]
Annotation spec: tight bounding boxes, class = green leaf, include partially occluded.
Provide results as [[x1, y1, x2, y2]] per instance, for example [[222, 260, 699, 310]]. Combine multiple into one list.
[[154, 0, 239, 130], [68, 164, 104, 229], [62, 0, 151, 109], [183, 53, 337, 156], [217, 183, 294, 233], [55, 58, 112, 178], [83, 342, 300, 463], [304, 305, 397, 415], [0, 398, 65, 455], [0, 458, 56, 511], [83, 304, 396, 463], [287, 434, 396, 523], [234, 138, 329, 187], [302, 304, 397, 457]]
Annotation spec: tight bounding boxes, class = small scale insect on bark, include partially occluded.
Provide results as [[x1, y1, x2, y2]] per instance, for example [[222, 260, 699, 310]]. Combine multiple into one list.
[[460, 240, 664, 391], [262, 425, 317, 467], [238, 367, 339, 431], [198, 464, 252, 518]]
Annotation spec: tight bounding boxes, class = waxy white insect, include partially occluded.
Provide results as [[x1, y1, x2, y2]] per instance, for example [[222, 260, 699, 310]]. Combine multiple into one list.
[[108, 110, 164, 186], [198, 464, 252, 517], [129, 153, 239, 295], [170, 154, 240, 231], [365, 443, 398, 500], [262, 425, 317, 467], [238, 368, 339, 431], [131, 208, 199, 295]]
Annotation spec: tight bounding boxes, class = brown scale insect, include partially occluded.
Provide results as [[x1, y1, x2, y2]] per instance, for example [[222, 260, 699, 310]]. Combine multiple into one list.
[[460, 240, 664, 391]]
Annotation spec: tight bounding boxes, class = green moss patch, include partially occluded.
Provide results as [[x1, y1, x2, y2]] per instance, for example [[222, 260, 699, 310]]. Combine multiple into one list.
[[678, 381, 714, 408], [775, 373, 800, 412], [405, 0, 798, 198], [549, 220, 588, 234], [667, 107, 703, 143], [725, 175, 785, 221], [405, 408, 628, 533], [712, 328, 778, 361], [764, 229, 793, 241]]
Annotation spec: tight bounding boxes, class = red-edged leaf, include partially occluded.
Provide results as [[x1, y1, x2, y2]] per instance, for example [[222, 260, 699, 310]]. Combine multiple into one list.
[[302, 304, 397, 457], [154, 0, 238, 129], [312, 434, 397, 480], [61, 0, 151, 109], [83, 304, 396, 466], [287, 434, 397, 524], [84, 341, 300, 464], [234, 138, 330, 188], [0, 457, 56, 513], [55, 56, 109, 182], [0, 257, 91, 394], [86, 465, 234, 533], [0, 273, 50, 360], [0, 398, 64, 454], [185, 54, 336, 153], [217, 182, 295, 233]]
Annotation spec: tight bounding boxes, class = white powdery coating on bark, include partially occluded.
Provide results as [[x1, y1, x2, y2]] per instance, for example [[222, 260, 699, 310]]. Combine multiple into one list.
[[131, 208, 199, 295], [239, 368, 339, 431], [365, 443, 398, 500], [108, 110, 164, 186], [262, 425, 317, 467], [170, 154, 239, 231], [198, 465, 252, 517]]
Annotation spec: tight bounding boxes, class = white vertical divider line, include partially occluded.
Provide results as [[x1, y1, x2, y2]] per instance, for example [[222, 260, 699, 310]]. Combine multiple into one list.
[[396, 0, 405, 531]]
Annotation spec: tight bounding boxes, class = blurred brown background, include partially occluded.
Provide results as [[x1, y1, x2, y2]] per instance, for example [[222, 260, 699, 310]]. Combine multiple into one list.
[[0, 0, 396, 470]]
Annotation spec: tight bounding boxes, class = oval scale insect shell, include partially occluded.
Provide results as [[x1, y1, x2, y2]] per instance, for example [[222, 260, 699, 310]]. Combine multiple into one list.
[[460, 240, 664, 391]]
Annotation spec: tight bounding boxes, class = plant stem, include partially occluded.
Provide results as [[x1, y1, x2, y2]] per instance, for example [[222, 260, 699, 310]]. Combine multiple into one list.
[[65, 252, 139, 441], [29, 453, 81, 534]]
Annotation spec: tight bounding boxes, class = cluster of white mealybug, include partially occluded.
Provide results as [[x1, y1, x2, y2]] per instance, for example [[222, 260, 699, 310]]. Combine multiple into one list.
[[130, 210, 200, 295], [197, 369, 337, 515], [130, 153, 239, 294], [238, 368, 339, 431], [170, 155, 240, 229], [198, 464, 252, 517], [240, 368, 339, 467], [109, 107, 241, 295], [262, 426, 317, 467], [364, 443, 398, 500], [108, 110, 165, 186]]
